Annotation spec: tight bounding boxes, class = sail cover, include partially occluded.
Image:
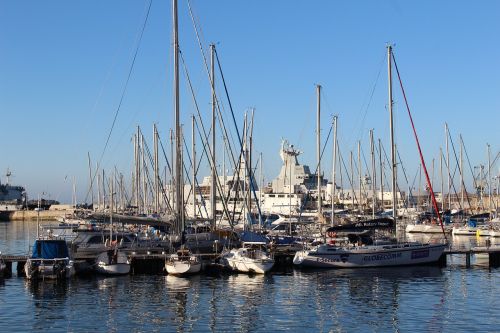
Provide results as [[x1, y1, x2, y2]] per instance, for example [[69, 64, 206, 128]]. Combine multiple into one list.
[[31, 240, 69, 259], [326, 217, 394, 232]]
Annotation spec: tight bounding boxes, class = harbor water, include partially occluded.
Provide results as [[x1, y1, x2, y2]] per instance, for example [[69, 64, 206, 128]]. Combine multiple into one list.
[[1, 221, 500, 332]]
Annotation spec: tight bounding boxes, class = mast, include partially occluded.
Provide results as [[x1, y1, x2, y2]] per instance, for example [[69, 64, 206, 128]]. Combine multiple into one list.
[[446, 123, 451, 209], [316, 84, 322, 214], [110, 174, 113, 244], [170, 129, 174, 214], [370, 129, 376, 218], [440, 147, 444, 210], [173, 0, 183, 234], [460, 137, 464, 209], [387, 45, 397, 221], [379, 138, 384, 210], [87, 152, 94, 207], [191, 115, 196, 218], [154, 124, 160, 213], [331, 115, 338, 226], [358, 140, 362, 212], [141, 133, 147, 213], [259, 152, 263, 228], [488, 143, 492, 213], [249, 109, 255, 222], [97, 163, 101, 211], [210, 44, 216, 229], [350, 151, 354, 209]]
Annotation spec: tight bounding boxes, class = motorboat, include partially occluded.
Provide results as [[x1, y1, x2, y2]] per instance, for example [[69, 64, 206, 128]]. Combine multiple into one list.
[[25, 239, 75, 280], [221, 242, 275, 274], [165, 246, 202, 275]]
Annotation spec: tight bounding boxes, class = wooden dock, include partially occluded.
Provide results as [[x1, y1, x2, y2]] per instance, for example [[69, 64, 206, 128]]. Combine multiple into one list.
[[2, 246, 500, 277]]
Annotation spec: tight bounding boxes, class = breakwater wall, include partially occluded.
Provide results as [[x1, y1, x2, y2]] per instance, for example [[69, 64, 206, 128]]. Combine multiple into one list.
[[0, 209, 71, 221]]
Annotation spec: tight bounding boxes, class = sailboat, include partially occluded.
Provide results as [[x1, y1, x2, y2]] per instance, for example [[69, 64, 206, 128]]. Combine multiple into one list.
[[95, 177, 130, 276], [294, 45, 447, 268], [164, 0, 201, 276], [221, 239, 274, 274]]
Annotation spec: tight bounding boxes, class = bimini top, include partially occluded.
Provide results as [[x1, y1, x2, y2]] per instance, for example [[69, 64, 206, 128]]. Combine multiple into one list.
[[31, 239, 69, 259], [326, 217, 394, 232]]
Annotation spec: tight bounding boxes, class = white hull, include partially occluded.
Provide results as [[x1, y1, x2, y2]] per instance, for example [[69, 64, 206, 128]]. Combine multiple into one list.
[[25, 258, 75, 280], [96, 263, 131, 275], [452, 227, 478, 236], [222, 247, 275, 274], [406, 224, 448, 234], [165, 260, 202, 275], [165, 250, 201, 275], [224, 257, 274, 274], [96, 250, 130, 276], [293, 243, 446, 268]]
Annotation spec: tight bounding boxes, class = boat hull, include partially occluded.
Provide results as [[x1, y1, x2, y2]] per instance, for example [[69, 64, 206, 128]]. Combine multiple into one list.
[[95, 250, 130, 276], [293, 243, 446, 268], [96, 263, 131, 275], [25, 258, 75, 280], [225, 257, 274, 274], [165, 260, 201, 275]]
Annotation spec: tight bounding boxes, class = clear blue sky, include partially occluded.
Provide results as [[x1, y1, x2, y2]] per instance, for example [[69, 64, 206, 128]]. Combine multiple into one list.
[[1, 0, 498, 203]]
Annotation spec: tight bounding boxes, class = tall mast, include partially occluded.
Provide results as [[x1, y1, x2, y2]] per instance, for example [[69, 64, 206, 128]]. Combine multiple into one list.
[[154, 124, 160, 213], [210, 44, 216, 229], [259, 152, 263, 228], [488, 143, 492, 212], [249, 109, 255, 220], [387, 45, 397, 220], [331, 115, 338, 226], [97, 163, 101, 210], [141, 133, 147, 213], [460, 136, 464, 209], [446, 123, 451, 209], [192, 115, 196, 218], [358, 140, 362, 212], [173, 0, 183, 233], [440, 147, 444, 210], [110, 174, 113, 243], [350, 151, 354, 209], [379, 138, 384, 210], [316, 84, 322, 214], [87, 152, 94, 207], [370, 129, 376, 218]]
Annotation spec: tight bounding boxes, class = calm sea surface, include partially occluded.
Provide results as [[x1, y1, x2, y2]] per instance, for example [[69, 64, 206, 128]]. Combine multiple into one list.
[[1, 220, 500, 332]]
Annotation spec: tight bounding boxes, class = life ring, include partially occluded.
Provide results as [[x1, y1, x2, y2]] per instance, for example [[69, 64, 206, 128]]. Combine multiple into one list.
[[327, 231, 337, 238]]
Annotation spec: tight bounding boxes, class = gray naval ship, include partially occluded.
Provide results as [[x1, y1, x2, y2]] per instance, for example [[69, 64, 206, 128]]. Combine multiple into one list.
[[260, 139, 327, 216], [0, 169, 26, 211]]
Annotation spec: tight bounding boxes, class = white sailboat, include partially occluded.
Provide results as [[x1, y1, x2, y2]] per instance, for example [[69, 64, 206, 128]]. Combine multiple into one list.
[[221, 242, 274, 274], [294, 46, 447, 269], [95, 176, 130, 276], [164, 0, 201, 277], [165, 246, 202, 275]]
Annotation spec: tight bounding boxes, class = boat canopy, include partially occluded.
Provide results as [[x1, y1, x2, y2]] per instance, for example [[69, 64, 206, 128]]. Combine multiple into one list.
[[240, 231, 269, 244], [326, 217, 394, 232], [31, 239, 69, 259]]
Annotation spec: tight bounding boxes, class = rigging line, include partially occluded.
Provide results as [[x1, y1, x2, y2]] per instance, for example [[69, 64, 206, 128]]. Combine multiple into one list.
[[392, 52, 447, 241], [460, 134, 480, 194], [354, 52, 386, 144], [179, 52, 231, 222], [446, 128, 473, 210], [84, 0, 153, 203], [186, 0, 240, 170], [214, 49, 264, 221]]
